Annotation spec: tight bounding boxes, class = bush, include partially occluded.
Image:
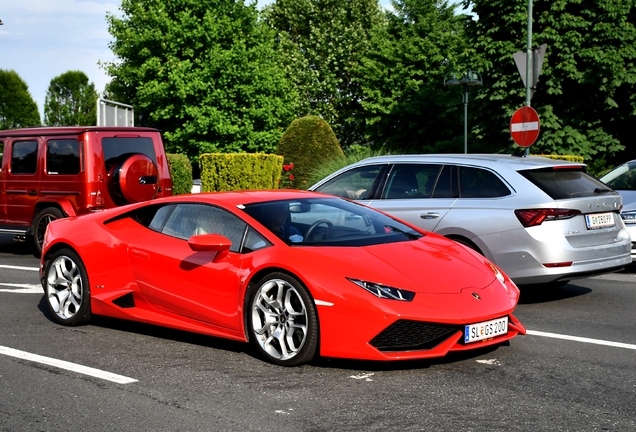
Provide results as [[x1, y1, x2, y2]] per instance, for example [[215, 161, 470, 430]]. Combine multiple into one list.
[[199, 153, 283, 192], [276, 116, 345, 189], [166, 153, 193, 195]]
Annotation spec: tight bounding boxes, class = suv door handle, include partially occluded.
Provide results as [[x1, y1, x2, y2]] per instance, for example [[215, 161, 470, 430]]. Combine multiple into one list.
[[420, 213, 440, 219], [28, 189, 38, 196]]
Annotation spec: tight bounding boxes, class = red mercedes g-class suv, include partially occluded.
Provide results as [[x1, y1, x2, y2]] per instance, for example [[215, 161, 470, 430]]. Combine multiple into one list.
[[0, 126, 173, 255]]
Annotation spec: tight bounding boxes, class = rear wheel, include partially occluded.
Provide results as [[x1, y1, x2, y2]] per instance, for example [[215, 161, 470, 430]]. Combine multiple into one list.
[[248, 272, 318, 366], [33, 207, 64, 257], [43, 248, 91, 326]]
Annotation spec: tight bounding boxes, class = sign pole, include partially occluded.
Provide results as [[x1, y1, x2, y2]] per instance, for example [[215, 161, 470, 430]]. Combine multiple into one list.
[[524, 0, 533, 155]]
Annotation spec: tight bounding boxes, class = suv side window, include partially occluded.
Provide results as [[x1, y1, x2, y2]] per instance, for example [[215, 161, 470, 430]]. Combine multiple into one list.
[[47, 139, 80, 175], [315, 165, 382, 199], [382, 164, 442, 199], [11, 141, 38, 174], [458, 166, 511, 198]]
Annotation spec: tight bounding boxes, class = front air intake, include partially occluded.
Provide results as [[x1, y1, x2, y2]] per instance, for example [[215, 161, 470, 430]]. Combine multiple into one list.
[[370, 320, 459, 352]]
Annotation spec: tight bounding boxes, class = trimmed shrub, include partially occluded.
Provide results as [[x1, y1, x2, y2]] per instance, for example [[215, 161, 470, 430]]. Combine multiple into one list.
[[200, 153, 284, 192], [276, 116, 345, 189], [531, 154, 585, 163], [166, 153, 193, 195]]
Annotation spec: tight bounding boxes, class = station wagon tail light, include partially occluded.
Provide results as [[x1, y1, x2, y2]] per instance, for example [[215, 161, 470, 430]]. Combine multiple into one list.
[[347, 278, 415, 301], [514, 208, 581, 227]]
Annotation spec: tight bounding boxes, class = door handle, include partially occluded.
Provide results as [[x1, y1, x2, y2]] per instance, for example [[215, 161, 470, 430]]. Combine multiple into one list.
[[130, 249, 149, 260], [28, 189, 38, 196], [420, 213, 440, 219]]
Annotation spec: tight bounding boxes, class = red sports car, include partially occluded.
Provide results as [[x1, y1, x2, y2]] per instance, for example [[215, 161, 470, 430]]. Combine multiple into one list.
[[40, 190, 525, 366]]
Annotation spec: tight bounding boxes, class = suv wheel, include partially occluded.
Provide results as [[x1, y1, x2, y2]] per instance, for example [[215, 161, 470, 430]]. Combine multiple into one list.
[[34, 207, 64, 257]]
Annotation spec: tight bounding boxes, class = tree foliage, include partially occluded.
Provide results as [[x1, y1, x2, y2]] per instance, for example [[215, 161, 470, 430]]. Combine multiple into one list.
[[44, 71, 99, 126], [104, 0, 299, 161], [263, 0, 384, 146], [357, 0, 475, 153], [463, 0, 635, 164], [0, 69, 41, 130]]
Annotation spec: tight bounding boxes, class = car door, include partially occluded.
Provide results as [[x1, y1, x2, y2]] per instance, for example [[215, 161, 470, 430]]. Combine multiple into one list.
[[127, 203, 249, 331], [0, 140, 5, 223], [366, 164, 457, 232], [4, 138, 42, 227]]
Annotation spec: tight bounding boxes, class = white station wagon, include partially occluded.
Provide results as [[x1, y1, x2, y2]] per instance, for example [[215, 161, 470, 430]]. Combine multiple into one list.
[[310, 154, 632, 286]]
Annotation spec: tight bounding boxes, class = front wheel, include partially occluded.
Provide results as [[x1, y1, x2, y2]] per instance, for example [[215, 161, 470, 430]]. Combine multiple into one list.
[[43, 248, 91, 326], [33, 207, 64, 257], [248, 273, 318, 366]]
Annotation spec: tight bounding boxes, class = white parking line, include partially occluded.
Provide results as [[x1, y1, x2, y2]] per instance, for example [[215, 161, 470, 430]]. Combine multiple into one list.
[[0, 283, 42, 293], [527, 330, 636, 350], [0, 345, 138, 384], [0, 264, 39, 271]]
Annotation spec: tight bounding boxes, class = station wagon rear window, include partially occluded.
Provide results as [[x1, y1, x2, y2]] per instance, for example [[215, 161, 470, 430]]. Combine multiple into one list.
[[519, 167, 616, 200]]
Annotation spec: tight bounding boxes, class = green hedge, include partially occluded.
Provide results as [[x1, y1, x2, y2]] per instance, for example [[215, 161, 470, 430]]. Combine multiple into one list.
[[531, 154, 585, 163], [199, 153, 284, 192], [166, 153, 193, 195]]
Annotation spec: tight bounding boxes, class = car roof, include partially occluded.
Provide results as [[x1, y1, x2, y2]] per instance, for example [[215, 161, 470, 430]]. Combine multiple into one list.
[[153, 189, 331, 207], [355, 154, 586, 171], [0, 126, 160, 137]]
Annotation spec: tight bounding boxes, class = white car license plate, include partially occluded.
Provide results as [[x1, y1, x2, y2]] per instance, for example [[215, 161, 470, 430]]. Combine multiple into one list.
[[464, 317, 508, 343], [585, 212, 615, 230]]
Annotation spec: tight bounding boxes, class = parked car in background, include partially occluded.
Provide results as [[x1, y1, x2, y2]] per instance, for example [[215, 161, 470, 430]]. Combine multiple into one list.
[[0, 126, 173, 255], [310, 154, 631, 286], [599, 160, 636, 258], [41, 190, 525, 366]]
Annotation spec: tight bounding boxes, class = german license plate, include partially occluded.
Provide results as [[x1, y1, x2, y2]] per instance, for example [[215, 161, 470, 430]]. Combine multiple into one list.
[[585, 212, 615, 230], [464, 317, 508, 343]]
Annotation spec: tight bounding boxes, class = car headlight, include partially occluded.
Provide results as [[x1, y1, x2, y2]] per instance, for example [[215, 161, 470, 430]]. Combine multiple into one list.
[[347, 278, 415, 301]]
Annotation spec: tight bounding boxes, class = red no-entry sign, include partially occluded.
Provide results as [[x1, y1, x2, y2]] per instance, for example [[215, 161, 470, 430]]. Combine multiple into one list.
[[510, 106, 540, 147]]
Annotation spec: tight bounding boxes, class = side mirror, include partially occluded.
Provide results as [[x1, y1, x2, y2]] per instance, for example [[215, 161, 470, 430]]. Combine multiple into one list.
[[188, 234, 231, 261]]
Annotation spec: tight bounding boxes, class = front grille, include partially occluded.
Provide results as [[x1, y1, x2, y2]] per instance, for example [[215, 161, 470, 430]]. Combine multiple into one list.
[[370, 320, 459, 352]]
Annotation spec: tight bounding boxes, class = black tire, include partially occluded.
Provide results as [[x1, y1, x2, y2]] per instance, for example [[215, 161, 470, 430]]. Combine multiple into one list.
[[33, 207, 64, 257], [248, 272, 318, 366], [449, 236, 482, 255], [42, 248, 91, 326]]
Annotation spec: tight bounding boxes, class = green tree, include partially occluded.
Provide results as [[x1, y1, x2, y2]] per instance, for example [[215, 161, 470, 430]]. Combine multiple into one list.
[[103, 0, 298, 161], [0, 69, 41, 130], [44, 71, 99, 126], [463, 0, 635, 164], [264, 0, 384, 146], [357, 0, 475, 153]]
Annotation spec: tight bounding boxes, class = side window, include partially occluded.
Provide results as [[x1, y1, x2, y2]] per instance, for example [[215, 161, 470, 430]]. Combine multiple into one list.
[[11, 141, 39, 174], [47, 139, 80, 175], [242, 227, 272, 253], [315, 165, 382, 199], [0, 141, 4, 163], [459, 166, 511, 198], [162, 204, 247, 252], [432, 165, 454, 198], [382, 164, 442, 199]]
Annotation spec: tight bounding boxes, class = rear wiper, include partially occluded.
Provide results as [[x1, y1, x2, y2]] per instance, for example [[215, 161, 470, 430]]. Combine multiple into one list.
[[594, 187, 614, 194]]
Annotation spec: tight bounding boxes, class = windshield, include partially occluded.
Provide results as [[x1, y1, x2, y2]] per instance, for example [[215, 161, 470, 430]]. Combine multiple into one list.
[[241, 198, 423, 246]]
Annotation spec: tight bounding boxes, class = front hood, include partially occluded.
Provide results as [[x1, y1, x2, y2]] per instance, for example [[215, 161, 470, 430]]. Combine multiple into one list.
[[293, 235, 497, 294]]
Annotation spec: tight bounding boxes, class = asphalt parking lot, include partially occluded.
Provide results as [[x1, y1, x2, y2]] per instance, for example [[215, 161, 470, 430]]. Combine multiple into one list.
[[1, 235, 635, 431]]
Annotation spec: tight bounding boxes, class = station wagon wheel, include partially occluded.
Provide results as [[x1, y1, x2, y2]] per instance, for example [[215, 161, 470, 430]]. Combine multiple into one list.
[[43, 248, 91, 326], [33, 207, 64, 257], [248, 272, 318, 366]]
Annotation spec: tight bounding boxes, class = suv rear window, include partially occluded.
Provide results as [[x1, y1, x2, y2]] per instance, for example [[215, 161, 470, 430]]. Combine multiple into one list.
[[102, 137, 157, 172], [519, 167, 613, 199]]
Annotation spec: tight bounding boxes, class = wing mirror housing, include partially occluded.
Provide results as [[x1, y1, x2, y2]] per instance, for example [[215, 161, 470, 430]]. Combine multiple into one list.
[[188, 234, 232, 261]]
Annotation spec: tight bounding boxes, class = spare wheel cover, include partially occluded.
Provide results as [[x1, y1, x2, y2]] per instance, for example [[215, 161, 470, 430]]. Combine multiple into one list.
[[119, 154, 159, 203]]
